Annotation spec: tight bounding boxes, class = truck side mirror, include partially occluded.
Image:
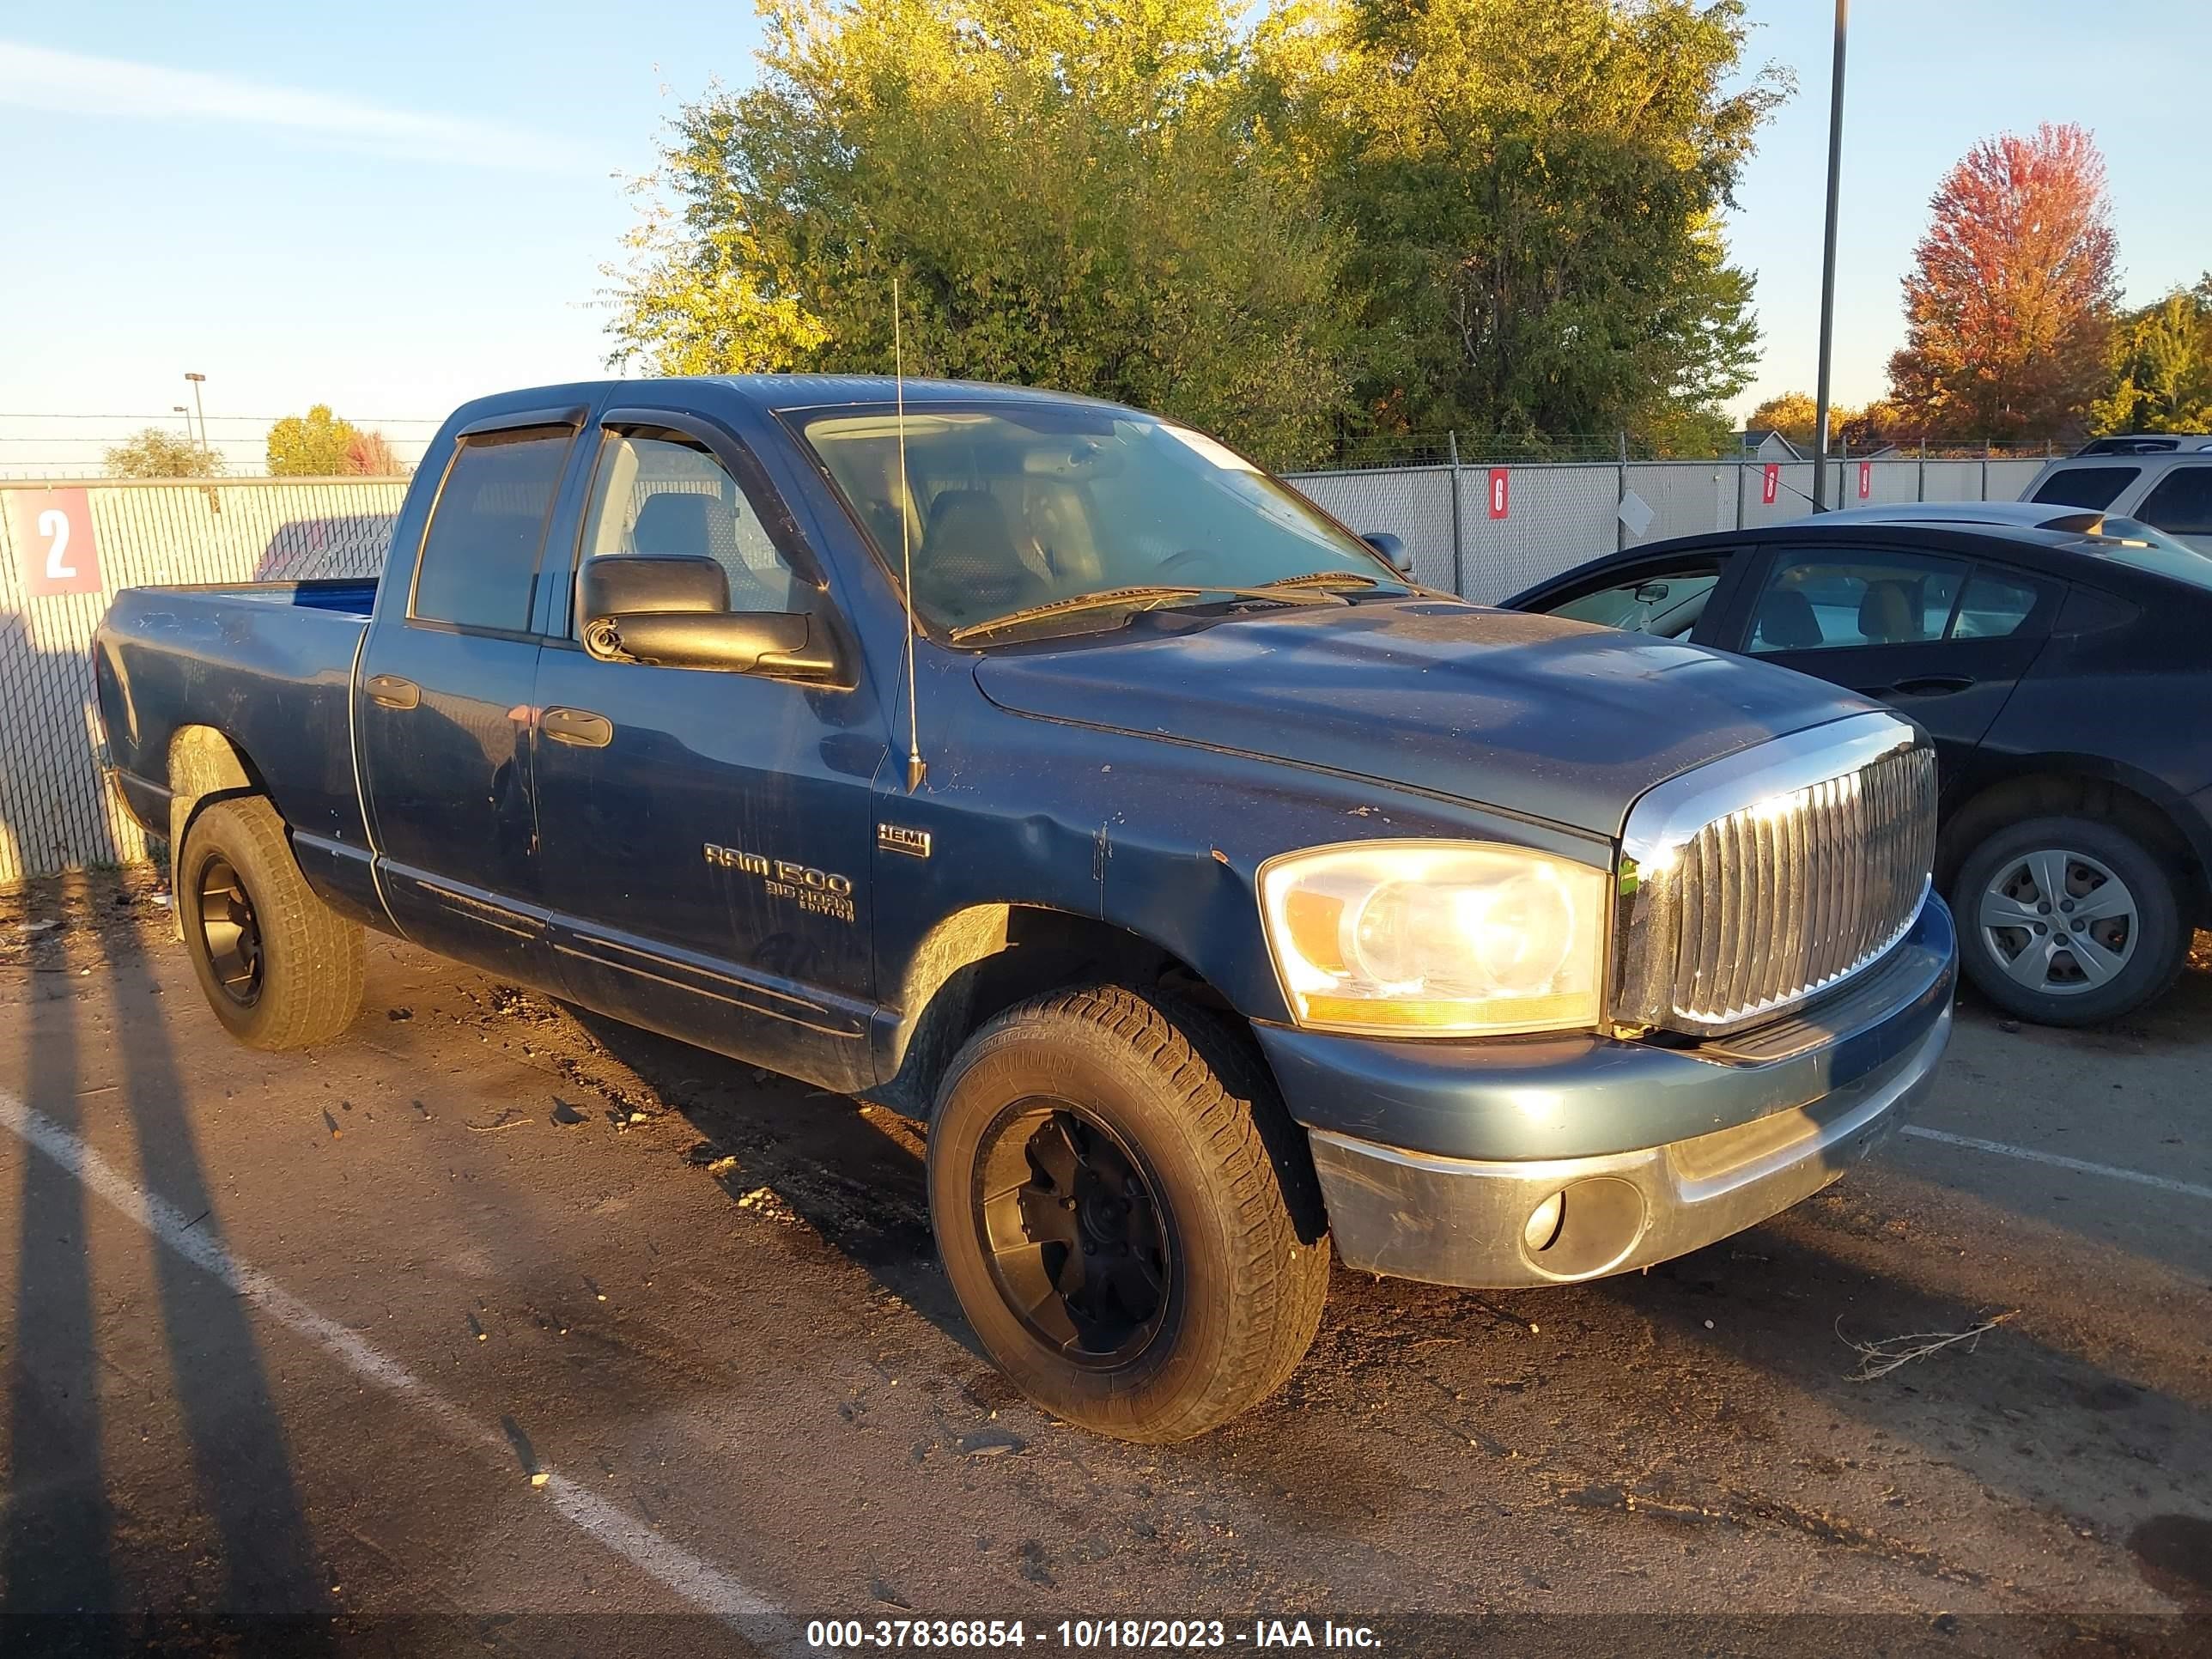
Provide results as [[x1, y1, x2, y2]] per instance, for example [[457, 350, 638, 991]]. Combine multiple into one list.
[[580, 555, 837, 678], [1360, 532, 1413, 575]]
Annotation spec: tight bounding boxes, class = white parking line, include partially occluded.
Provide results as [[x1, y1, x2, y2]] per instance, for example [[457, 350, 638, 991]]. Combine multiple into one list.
[[1903, 1124, 2212, 1202], [0, 1088, 800, 1648]]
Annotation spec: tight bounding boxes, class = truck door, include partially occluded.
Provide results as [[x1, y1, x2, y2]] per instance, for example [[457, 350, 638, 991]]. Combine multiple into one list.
[[356, 413, 582, 976], [528, 407, 884, 1093]]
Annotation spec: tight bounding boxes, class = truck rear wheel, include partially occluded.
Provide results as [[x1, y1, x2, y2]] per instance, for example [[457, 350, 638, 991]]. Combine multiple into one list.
[[927, 986, 1329, 1442], [179, 796, 365, 1050]]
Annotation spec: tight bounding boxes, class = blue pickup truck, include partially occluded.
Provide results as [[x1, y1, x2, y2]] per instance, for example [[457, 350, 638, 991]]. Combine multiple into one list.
[[93, 377, 1955, 1440]]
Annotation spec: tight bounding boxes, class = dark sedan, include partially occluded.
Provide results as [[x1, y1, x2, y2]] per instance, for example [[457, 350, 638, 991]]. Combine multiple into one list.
[[1504, 507, 2212, 1026]]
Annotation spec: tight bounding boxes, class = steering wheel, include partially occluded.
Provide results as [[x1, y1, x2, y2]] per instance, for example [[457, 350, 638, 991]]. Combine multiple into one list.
[[1154, 547, 1216, 580]]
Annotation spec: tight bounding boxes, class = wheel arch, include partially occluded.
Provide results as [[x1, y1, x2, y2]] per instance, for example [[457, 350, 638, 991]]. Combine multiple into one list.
[[163, 726, 270, 909], [869, 902, 1254, 1121], [1937, 761, 2204, 920]]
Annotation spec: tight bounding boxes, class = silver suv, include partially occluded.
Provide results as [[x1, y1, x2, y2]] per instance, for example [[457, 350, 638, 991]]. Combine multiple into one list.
[[2024, 441, 2212, 553]]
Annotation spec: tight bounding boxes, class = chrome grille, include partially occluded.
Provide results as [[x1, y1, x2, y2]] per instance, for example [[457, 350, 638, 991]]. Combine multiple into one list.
[[1614, 714, 1937, 1036]]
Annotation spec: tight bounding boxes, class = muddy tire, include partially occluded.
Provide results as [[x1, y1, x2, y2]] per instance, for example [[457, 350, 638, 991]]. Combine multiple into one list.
[[927, 985, 1329, 1442], [179, 795, 365, 1049], [1951, 814, 2188, 1028]]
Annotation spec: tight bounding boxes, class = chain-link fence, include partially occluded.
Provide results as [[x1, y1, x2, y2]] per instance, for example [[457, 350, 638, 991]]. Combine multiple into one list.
[[0, 477, 401, 884], [1285, 454, 2047, 604]]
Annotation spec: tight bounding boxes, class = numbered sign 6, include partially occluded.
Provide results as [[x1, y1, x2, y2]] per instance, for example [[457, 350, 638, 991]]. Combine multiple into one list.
[[1486, 468, 1510, 520], [9, 489, 102, 597]]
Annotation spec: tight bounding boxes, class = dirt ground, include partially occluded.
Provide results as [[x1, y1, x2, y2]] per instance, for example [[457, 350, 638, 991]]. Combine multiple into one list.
[[0, 869, 2205, 1658]]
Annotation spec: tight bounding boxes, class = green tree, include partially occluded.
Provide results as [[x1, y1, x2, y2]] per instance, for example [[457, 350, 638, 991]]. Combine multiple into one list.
[[267, 405, 364, 477], [2089, 276, 2212, 435], [1253, 0, 1782, 448], [609, 0, 1353, 468], [104, 428, 223, 478]]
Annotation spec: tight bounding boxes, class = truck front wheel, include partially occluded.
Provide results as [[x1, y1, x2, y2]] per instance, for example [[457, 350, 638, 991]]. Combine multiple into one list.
[[179, 796, 365, 1050], [927, 986, 1330, 1441]]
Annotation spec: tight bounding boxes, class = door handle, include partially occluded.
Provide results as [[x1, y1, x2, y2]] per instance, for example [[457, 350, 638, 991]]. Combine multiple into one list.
[[1887, 675, 1975, 696], [364, 674, 420, 710], [541, 706, 614, 748]]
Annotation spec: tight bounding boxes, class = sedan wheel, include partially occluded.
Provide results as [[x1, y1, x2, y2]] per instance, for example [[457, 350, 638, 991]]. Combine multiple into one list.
[[1977, 847, 2138, 997], [1953, 814, 2187, 1027]]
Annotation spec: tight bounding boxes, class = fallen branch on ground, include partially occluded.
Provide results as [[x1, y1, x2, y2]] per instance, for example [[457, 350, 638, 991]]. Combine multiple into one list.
[[1838, 1310, 2019, 1381]]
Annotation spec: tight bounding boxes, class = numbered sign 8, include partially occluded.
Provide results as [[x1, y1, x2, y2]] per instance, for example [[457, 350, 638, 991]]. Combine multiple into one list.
[[9, 489, 102, 597]]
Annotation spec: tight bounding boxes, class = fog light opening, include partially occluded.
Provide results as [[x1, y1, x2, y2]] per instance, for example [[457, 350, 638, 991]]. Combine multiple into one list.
[[1516, 1176, 1647, 1280], [1523, 1190, 1567, 1254]]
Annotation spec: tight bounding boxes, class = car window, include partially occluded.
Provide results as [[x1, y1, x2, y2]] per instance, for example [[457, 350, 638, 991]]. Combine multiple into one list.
[[1746, 550, 1966, 654], [2134, 465, 2212, 537], [1951, 568, 2042, 639], [579, 433, 802, 622], [2030, 465, 2140, 511], [1544, 566, 1721, 639], [411, 427, 573, 631]]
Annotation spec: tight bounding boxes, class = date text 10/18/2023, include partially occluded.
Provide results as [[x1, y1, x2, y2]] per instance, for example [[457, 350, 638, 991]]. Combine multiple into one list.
[[806, 1620, 1382, 1650]]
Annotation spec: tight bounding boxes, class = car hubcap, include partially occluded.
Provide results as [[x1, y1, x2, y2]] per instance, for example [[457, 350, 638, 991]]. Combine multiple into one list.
[[973, 1099, 1172, 1367], [196, 855, 264, 1007], [1977, 848, 2137, 996]]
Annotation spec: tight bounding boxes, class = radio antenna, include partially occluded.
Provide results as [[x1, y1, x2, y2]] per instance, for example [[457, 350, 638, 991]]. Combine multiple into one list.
[[894, 276, 927, 793]]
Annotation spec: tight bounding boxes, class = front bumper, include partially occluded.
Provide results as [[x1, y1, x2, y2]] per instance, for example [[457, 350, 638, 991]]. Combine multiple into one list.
[[1261, 896, 1955, 1289]]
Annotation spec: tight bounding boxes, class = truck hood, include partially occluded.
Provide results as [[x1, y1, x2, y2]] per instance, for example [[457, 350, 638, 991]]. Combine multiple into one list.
[[972, 598, 1877, 837]]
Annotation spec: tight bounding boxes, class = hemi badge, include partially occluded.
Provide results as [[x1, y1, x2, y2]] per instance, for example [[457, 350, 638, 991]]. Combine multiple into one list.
[[878, 823, 932, 859]]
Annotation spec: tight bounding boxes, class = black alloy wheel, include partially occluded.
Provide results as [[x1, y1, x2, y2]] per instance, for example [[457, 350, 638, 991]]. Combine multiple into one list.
[[975, 1098, 1173, 1366]]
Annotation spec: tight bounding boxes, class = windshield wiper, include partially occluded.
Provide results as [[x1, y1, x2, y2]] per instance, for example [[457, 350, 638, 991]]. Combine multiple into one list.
[[949, 583, 1343, 643], [949, 586, 1204, 642], [1260, 570, 1386, 592]]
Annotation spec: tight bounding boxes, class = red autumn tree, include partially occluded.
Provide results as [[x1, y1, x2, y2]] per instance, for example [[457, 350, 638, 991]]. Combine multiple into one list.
[[1886, 123, 2119, 441]]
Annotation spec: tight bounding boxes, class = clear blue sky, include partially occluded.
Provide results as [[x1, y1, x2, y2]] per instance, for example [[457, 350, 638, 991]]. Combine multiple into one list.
[[2, 1, 2206, 472]]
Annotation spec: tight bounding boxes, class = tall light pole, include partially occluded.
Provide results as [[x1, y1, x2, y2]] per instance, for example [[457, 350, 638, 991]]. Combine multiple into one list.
[[1810, 0, 1847, 509], [184, 372, 210, 469], [173, 404, 191, 439]]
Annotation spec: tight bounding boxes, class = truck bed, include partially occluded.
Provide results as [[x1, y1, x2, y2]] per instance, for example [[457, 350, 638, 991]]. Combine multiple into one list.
[[94, 580, 380, 854]]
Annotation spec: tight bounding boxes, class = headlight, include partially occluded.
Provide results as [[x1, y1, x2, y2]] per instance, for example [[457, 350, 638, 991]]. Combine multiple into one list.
[[1256, 842, 1608, 1036]]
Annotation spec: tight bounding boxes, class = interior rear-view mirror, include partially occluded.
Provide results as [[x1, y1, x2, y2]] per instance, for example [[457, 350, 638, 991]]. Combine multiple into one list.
[[1634, 581, 1670, 604]]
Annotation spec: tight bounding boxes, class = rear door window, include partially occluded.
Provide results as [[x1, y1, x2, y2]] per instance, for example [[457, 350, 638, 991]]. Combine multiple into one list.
[[2030, 465, 2140, 511], [2134, 465, 2212, 537], [1950, 568, 2045, 640], [1746, 550, 1966, 654], [410, 427, 574, 632]]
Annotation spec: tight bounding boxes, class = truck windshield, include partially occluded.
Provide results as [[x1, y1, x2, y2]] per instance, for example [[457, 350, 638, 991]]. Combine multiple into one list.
[[794, 403, 1403, 634]]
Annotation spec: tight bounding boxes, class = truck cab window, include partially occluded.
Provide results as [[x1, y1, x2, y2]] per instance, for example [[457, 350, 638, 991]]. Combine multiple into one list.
[[580, 434, 800, 619], [411, 427, 572, 632]]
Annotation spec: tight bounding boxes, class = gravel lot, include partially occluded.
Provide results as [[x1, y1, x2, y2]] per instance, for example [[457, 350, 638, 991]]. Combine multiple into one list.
[[0, 871, 2206, 1656]]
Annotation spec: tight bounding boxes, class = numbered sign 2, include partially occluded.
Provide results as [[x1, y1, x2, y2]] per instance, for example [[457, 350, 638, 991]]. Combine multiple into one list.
[[9, 489, 102, 597]]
